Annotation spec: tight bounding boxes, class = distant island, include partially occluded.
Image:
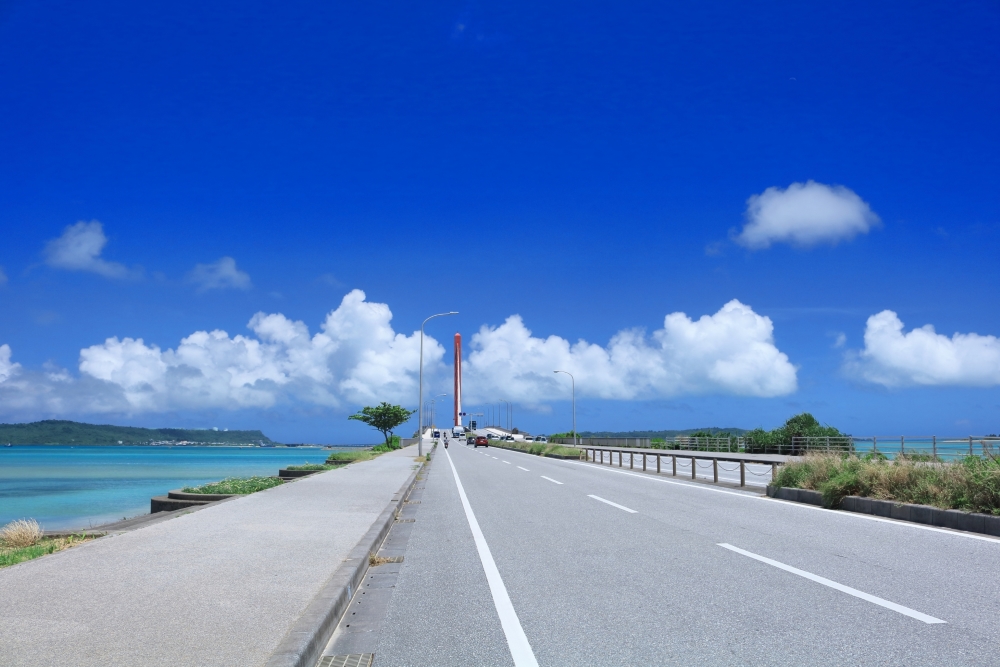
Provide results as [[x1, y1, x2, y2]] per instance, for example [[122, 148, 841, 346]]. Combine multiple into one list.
[[579, 427, 748, 438], [0, 420, 277, 446]]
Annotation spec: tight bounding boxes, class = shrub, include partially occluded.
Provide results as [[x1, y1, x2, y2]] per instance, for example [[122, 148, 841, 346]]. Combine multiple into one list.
[[774, 453, 1000, 513], [183, 476, 284, 494], [326, 449, 377, 464], [1, 519, 43, 548]]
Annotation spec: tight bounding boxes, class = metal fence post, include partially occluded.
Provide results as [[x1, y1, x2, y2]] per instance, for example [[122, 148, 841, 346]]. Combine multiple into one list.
[[642, 453, 646, 471], [619, 450, 623, 467], [657, 454, 661, 474], [691, 457, 696, 479], [933, 436, 937, 459], [713, 459, 718, 483], [740, 461, 745, 487], [630, 452, 633, 469], [672, 455, 677, 476], [771, 463, 777, 479]]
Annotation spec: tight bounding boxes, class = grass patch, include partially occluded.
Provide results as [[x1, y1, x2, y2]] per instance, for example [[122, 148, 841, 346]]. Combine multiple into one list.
[[0, 533, 98, 569], [499, 441, 586, 459], [182, 476, 284, 494], [774, 453, 1000, 513], [284, 463, 339, 471], [325, 449, 378, 465], [1, 519, 42, 547]]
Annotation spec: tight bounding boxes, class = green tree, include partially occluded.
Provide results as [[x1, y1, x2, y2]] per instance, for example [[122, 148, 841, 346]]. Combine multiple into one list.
[[348, 402, 416, 448]]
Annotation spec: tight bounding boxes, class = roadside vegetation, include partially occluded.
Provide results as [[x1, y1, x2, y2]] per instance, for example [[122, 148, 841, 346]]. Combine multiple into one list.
[[494, 440, 585, 459], [285, 462, 339, 471], [182, 476, 284, 494], [0, 519, 97, 569], [774, 452, 1000, 513], [349, 403, 415, 447]]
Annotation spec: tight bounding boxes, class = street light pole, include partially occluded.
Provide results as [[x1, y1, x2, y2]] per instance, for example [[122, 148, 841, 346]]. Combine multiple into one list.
[[432, 393, 447, 430], [554, 370, 576, 447], [418, 311, 457, 456]]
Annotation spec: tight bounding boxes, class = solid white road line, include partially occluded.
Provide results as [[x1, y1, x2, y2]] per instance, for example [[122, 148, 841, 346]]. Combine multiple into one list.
[[517, 466, 530, 472], [540, 476, 563, 485], [588, 494, 637, 513], [444, 449, 540, 667], [717, 543, 946, 624], [565, 460, 1000, 544]]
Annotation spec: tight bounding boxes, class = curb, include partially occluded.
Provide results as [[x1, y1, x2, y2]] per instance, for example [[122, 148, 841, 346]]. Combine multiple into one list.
[[766, 485, 1000, 537], [264, 461, 423, 667]]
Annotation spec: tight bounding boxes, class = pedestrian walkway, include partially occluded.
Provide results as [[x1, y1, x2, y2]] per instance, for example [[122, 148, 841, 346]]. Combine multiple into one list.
[[0, 446, 422, 667]]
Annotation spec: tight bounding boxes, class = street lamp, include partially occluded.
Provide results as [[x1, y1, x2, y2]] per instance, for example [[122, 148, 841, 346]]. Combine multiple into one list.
[[500, 399, 511, 431], [418, 311, 458, 456], [553, 370, 576, 447], [431, 393, 447, 430]]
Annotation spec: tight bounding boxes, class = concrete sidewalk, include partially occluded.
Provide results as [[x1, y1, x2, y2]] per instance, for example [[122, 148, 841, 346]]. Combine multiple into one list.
[[0, 446, 422, 667]]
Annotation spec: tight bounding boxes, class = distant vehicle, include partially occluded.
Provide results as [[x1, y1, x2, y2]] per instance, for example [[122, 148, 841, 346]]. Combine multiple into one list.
[[524, 436, 534, 442], [474, 436, 489, 447], [465, 434, 475, 444], [534, 436, 548, 443], [452, 426, 465, 439], [432, 430, 441, 438], [504, 434, 515, 441], [487, 433, 498, 440]]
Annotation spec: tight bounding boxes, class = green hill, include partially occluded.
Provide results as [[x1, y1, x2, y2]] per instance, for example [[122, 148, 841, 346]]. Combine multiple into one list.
[[0, 420, 277, 445]]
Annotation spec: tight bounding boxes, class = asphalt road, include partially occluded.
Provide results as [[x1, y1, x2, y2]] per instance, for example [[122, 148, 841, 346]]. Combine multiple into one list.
[[372, 440, 1000, 666]]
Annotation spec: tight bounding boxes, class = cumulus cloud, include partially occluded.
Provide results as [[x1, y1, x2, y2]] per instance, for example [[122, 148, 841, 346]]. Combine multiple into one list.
[[44, 221, 132, 278], [463, 300, 797, 403], [0, 294, 799, 418], [845, 311, 1000, 387], [187, 257, 252, 292], [0, 290, 445, 416], [734, 181, 880, 249], [0, 344, 20, 382]]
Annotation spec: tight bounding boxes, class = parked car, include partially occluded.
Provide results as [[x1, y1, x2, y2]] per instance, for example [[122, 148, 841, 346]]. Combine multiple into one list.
[[487, 433, 498, 440], [474, 436, 489, 448], [534, 436, 548, 443], [432, 430, 440, 438], [524, 436, 534, 442], [504, 434, 515, 441]]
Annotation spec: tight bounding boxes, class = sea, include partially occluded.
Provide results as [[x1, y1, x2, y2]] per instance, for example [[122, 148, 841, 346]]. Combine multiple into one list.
[[0, 445, 345, 531]]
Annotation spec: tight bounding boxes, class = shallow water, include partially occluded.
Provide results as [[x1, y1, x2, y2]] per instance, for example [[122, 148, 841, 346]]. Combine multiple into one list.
[[0, 445, 340, 530]]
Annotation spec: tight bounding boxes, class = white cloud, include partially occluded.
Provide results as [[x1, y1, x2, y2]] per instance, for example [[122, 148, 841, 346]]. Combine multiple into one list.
[[0, 344, 20, 382], [0, 290, 443, 416], [734, 181, 880, 249], [463, 300, 797, 403], [0, 294, 798, 419], [187, 257, 252, 292], [846, 310, 1000, 387], [44, 221, 131, 278]]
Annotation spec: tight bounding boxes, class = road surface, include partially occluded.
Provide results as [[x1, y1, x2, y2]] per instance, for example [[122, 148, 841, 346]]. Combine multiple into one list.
[[361, 439, 1000, 666]]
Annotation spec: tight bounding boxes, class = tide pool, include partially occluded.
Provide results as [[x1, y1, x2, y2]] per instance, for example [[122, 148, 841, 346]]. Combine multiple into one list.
[[0, 445, 341, 530]]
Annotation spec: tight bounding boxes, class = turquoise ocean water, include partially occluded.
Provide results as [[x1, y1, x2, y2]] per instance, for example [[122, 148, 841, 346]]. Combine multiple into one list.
[[0, 445, 339, 530]]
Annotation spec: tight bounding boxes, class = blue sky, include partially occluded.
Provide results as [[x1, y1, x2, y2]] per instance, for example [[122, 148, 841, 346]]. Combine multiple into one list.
[[1, 0, 998, 442]]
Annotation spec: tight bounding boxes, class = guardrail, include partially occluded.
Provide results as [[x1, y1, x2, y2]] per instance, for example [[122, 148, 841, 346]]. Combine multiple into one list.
[[581, 445, 794, 487], [565, 435, 1000, 460]]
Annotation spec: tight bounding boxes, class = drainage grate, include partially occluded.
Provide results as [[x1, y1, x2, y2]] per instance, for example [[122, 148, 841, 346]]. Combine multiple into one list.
[[404, 500, 421, 504], [395, 518, 415, 523], [318, 655, 374, 667]]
